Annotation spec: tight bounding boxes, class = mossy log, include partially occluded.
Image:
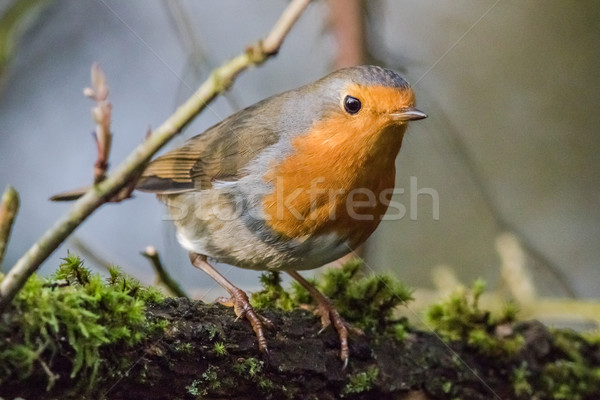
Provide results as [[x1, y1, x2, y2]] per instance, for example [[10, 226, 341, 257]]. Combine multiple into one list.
[[2, 297, 599, 400]]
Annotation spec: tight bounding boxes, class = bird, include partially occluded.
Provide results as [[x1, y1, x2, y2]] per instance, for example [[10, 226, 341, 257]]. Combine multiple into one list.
[[55, 65, 426, 367], [136, 64, 426, 366]]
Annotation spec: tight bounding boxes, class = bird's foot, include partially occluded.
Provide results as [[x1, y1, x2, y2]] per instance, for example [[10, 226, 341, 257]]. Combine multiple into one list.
[[216, 288, 272, 353], [313, 298, 356, 369]]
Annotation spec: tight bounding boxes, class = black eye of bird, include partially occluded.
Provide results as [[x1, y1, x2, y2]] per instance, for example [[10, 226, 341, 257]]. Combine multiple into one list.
[[343, 95, 361, 114]]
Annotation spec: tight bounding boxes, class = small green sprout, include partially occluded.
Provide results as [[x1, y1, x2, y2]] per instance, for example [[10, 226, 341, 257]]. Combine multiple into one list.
[[213, 341, 227, 356]]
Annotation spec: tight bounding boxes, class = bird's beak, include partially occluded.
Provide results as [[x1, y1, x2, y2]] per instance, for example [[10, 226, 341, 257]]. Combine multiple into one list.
[[390, 107, 428, 122]]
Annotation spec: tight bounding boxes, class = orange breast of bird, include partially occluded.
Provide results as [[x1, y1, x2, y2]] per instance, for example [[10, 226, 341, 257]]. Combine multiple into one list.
[[262, 86, 412, 247]]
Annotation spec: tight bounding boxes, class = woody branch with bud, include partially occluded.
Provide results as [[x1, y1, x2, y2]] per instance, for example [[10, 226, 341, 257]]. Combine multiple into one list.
[[85, 64, 112, 185]]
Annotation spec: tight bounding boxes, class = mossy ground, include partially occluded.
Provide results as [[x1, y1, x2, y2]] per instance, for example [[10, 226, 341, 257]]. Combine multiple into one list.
[[424, 279, 600, 400], [424, 278, 524, 357], [0, 256, 598, 399], [0, 254, 167, 397], [251, 259, 413, 340]]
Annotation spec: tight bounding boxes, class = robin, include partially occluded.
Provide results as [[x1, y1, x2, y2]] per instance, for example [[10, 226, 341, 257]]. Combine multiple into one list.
[[57, 65, 426, 367], [136, 65, 426, 366]]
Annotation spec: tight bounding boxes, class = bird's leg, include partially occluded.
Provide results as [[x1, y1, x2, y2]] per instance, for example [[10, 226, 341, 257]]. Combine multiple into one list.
[[287, 270, 349, 368], [189, 253, 269, 353]]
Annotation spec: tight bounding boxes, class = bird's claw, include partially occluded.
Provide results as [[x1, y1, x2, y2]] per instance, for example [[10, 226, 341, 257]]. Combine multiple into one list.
[[313, 299, 350, 368], [216, 288, 270, 353]]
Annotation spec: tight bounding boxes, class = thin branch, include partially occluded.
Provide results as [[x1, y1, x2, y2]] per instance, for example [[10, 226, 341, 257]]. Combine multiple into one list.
[[262, 0, 311, 54], [84, 63, 113, 184], [0, 185, 19, 267], [0, 0, 312, 310], [141, 246, 187, 298], [51, 65, 115, 201]]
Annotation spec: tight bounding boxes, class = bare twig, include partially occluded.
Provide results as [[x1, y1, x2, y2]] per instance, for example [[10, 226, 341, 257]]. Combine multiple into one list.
[[262, 0, 311, 54], [0, 0, 312, 310], [84, 63, 113, 184], [141, 246, 187, 298], [49, 64, 119, 202], [0, 185, 19, 267]]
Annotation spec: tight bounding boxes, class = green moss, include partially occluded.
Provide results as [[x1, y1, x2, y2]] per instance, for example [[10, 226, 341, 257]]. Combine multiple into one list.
[[0, 253, 165, 390], [213, 341, 227, 356], [515, 331, 600, 400], [392, 322, 408, 341], [540, 360, 600, 400], [193, 322, 222, 342], [512, 362, 533, 397], [174, 341, 193, 354], [233, 357, 262, 377], [425, 279, 524, 357], [250, 271, 294, 311], [251, 259, 413, 338], [552, 328, 590, 364], [188, 358, 274, 398], [103, 264, 165, 304], [316, 260, 413, 331], [507, 324, 600, 398], [150, 317, 170, 333], [342, 365, 379, 396], [201, 364, 222, 391], [442, 380, 453, 393], [582, 330, 600, 346], [186, 365, 223, 398], [233, 357, 274, 392], [186, 378, 202, 397]]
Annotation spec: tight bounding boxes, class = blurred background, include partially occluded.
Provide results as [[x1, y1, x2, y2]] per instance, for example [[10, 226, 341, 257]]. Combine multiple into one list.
[[0, 1, 598, 309]]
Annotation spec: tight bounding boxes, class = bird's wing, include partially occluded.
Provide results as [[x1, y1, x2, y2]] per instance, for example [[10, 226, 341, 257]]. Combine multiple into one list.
[[136, 102, 280, 194]]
